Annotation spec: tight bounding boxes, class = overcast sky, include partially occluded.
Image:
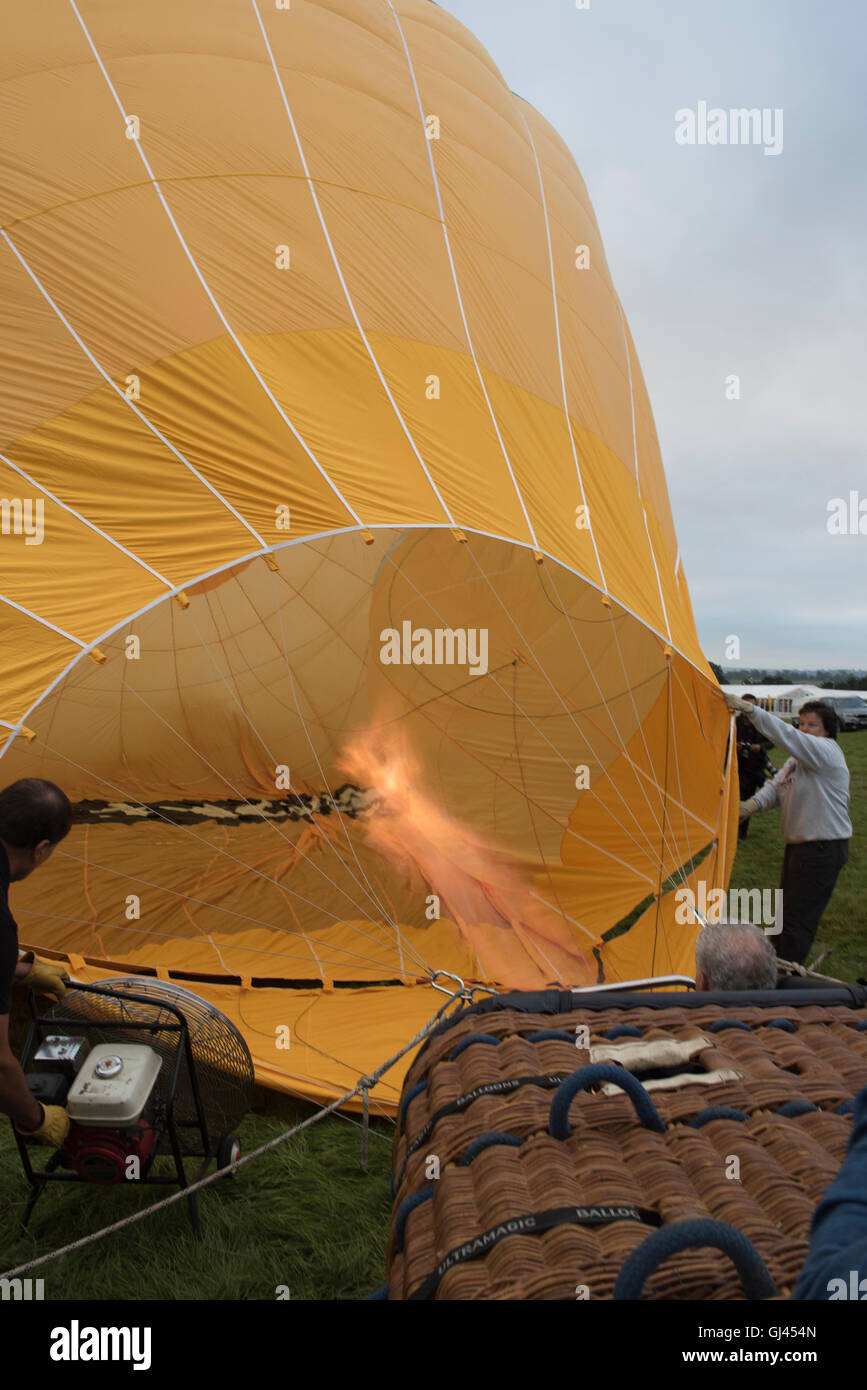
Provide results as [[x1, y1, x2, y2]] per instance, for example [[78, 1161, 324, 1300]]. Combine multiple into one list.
[[442, 0, 867, 669]]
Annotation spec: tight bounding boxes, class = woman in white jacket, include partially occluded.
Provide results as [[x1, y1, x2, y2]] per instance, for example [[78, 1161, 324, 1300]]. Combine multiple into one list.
[[725, 693, 852, 964]]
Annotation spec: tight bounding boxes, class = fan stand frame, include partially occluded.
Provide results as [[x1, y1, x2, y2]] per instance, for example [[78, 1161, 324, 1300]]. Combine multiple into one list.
[[14, 982, 219, 1238]]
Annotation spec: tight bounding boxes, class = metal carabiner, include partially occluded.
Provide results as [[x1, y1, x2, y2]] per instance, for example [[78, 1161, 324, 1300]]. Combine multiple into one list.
[[429, 969, 467, 998]]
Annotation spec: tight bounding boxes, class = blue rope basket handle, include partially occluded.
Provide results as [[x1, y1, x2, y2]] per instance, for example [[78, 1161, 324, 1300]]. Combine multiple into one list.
[[549, 1064, 666, 1137], [613, 1218, 778, 1300]]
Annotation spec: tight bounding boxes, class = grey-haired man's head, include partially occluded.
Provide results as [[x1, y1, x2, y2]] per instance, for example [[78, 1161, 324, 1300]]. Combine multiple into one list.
[[695, 922, 778, 991]]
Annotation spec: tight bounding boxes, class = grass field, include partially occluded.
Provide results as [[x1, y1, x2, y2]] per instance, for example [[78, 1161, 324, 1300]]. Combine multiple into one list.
[[1, 734, 864, 1300]]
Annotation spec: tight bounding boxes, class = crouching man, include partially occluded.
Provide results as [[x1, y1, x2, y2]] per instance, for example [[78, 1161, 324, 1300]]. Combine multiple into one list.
[[0, 778, 73, 1144]]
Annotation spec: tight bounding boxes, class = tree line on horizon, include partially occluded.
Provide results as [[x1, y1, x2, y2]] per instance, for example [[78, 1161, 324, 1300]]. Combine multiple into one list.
[[707, 664, 866, 690]]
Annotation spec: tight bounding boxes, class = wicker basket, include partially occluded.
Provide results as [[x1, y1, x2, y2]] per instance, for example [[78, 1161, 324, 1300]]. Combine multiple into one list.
[[385, 988, 867, 1300]]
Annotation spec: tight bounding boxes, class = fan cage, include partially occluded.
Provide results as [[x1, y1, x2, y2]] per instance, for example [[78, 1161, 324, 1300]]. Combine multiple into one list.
[[44, 977, 255, 1156]]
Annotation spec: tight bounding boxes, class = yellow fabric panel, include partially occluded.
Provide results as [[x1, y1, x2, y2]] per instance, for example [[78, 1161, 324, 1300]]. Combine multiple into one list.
[[576, 431, 667, 632], [359, 337, 535, 540], [5, 194, 228, 399], [598, 884, 699, 983], [10, 820, 445, 984], [0, 535, 379, 799], [621, 316, 680, 564], [562, 656, 728, 925], [0, 461, 163, 642], [19, 953, 440, 1116], [519, 105, 683, 578], [0, 599, 81, 726], [0, 234, 120, 447], [518, 105, 634, 471], [1, 0, 708, 726], [597, 698, 739, 984], [8, 385, 261, 592], [366, 531, 654, 859]]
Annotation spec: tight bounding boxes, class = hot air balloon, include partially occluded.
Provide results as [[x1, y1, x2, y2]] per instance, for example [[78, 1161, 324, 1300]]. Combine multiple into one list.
[[0, 0, 738, 1114]]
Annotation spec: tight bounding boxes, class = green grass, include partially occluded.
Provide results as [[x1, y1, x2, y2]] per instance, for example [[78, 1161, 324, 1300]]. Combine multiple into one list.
[[1, 734, 863, 1299], [0, 1073, 394, 1300]]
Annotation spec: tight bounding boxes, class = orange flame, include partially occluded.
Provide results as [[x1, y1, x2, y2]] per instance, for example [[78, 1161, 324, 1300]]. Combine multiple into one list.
[[340, 727, 593, 990]]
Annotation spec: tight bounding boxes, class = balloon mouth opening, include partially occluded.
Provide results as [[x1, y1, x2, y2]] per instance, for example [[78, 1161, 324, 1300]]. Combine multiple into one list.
[[6, 527, 680, 993]]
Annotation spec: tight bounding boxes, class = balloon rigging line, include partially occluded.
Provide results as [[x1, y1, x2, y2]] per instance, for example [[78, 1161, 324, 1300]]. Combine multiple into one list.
[[369, 535, 683, 919], [509, 660, 581, 975], [34, 823, 423, 972], [666, 664, 702, 900], [201, 568, 406, 972], [379, 529, 658, 863], [536, 558, 724, 904], [507, 554, 703, 871], [391, 525, 713, 864], [373, 530, 687, 893], [506, 541, 714, 888]]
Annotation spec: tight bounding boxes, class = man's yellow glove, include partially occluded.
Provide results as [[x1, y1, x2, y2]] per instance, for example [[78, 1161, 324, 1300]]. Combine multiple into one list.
[[15, 1104, 71, 1146], [21, 952, 69, 999]]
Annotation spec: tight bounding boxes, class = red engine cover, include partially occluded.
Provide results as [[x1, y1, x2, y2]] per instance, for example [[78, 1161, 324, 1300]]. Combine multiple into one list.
[[64, 1119, 155, 1185]]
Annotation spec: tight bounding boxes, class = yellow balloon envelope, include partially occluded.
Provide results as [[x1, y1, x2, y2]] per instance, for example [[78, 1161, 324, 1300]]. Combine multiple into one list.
[[0, 0, 737, 1112]]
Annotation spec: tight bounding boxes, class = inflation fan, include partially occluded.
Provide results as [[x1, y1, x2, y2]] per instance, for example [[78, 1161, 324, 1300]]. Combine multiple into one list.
[[15, 978, 255, 1235]]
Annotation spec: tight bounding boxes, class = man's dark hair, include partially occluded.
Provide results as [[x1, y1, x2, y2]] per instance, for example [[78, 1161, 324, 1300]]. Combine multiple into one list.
[[0, 779, 72, 849], [799, 701, 838, 740]]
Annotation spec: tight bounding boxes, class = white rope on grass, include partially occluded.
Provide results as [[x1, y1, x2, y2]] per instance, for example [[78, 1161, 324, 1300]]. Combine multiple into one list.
[[0, 987, 466, 1282]]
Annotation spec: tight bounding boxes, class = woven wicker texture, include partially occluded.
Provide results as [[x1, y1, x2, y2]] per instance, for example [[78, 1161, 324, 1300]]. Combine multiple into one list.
[[387, 1000, 867, 1300]]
